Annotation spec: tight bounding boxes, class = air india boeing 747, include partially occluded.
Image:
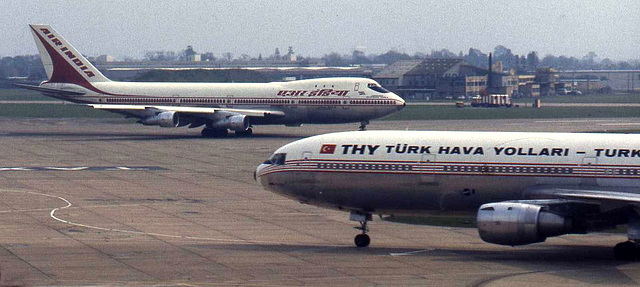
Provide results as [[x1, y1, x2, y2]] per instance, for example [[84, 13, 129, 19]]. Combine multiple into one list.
[[18, 25, 404, 137], [257, 130, 640, 261]]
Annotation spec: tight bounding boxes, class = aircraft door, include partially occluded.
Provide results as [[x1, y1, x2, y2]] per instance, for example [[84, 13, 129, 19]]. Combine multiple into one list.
[[582, 156, 597, 165], [419, 154, 438, 185], [342, 100, 350, 110], [298, 151, 316, 184], [581, 156, 598, 185]]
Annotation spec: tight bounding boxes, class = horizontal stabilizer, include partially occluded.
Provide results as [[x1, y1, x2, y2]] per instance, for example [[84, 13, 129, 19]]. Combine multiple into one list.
[[14, 84, 86, 96]]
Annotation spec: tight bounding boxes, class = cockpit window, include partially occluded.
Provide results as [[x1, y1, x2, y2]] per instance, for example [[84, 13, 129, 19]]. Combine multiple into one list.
[[264, 153, 287, 165], [367, 83, 390, 93]]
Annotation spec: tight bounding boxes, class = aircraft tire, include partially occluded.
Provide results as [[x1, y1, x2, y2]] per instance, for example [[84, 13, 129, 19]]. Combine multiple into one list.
[[354, 234, 370, 248], [613, 241, 636, 261], [201, 128, 228, 138]]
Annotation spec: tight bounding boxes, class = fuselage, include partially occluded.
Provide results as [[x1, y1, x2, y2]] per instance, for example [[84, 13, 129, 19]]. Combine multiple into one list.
[[256, 130, 640, 215], [43, 77, 405, 125]]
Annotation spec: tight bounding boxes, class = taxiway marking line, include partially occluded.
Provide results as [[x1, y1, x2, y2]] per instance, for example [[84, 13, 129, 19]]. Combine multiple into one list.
[[0, 189, 348, 247]]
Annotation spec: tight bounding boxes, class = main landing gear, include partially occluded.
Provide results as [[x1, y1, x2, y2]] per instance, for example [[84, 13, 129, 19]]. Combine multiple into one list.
[[358, 120, 369, 131], [201, 127, 228, 138], [201, 127, 253, 138], [613, 241, 640, 261], [235, 128, 253, 137], [350, 211, 372, 247], [614, 211, 640, 261]]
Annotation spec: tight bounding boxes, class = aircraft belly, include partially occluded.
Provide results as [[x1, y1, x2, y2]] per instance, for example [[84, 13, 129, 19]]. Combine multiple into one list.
[[302, 106, 393, 124], [62, 102, 398, 126], [264, 171, 576, 215], [252, 107, 368, 125]]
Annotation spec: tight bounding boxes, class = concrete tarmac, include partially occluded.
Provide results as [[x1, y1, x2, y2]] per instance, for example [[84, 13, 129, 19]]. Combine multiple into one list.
[[0, 117, 640, 286]]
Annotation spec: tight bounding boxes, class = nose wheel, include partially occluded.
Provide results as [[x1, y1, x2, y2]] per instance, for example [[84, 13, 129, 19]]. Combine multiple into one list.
[[358, 120, 369, 131], [350, 211, 372, 247], [354, 221, 371, 247]]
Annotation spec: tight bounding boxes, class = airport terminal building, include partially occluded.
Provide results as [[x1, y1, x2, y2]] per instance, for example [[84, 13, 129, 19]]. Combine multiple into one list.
[[372, 59, 518, 100]]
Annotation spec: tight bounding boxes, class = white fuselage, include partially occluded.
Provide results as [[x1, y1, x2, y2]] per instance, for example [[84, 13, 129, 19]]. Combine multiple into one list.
[[256, 130, 640, 215], [44, 78, 405, 125]]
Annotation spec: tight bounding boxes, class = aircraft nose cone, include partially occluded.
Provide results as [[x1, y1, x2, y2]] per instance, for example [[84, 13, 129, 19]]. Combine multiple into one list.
[[398, 101, 406, 111], [255, 163, 268, 182], [394, 94, 405, 110]]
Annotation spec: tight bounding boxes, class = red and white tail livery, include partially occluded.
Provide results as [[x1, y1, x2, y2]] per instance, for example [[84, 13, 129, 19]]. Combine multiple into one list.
[[30, 24, 109, 86]]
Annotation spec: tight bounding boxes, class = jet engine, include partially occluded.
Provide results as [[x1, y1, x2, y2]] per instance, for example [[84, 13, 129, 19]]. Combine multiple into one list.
[[476, 202, 574, 246], [211, 115, 250, 131], [140, 111, 180, 127]]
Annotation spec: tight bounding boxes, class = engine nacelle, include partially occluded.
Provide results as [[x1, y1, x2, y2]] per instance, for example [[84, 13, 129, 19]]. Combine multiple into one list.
[[140, 111, 180, 127], [211, 115, 250, 131], [477, 202, 573, 246]]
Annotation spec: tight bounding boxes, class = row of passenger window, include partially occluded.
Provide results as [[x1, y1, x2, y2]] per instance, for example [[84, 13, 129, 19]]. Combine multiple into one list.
[[235, 98, 292, 104], [444, 165, 575, 174], [445, 165, 640, 176], [605, 168, 640, 175], [351, 100, 395, 105], [317, 163, 412, 171], [104, 98, 392, 106], [182, 98, 228, 104], [313, 163, 640, 176], [106, 98, 175, 103], [298, 99, 343, 105]]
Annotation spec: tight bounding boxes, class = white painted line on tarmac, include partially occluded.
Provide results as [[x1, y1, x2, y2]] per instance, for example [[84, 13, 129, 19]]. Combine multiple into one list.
[[598, 123, 640, 126], [0, 189, 348, 248], [533, 119, 618, 123], [0, 166, 167, 172], [389, 249, 434, 256], [45, 166, 89, 171]]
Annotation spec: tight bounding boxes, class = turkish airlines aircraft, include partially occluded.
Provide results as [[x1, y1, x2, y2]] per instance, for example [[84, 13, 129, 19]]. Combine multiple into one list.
[[256, 130, 640, 260], [18, 25, 405, 137]]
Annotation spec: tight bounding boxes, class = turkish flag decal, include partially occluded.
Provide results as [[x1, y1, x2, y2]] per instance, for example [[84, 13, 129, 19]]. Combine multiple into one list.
[[319, 144, 337, 154]]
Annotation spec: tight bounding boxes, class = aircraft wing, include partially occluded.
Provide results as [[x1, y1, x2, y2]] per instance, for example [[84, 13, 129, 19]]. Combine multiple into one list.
[[89, 104, 286, 118], [526, 186, 640, 204]]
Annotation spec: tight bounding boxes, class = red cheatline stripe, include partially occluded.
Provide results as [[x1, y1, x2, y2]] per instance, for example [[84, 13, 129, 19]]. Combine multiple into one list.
[[258, 167, 640, 179]]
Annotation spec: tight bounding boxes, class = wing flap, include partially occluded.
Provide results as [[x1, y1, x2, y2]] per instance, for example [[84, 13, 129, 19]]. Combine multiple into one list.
[[527, 186, 640, 204]]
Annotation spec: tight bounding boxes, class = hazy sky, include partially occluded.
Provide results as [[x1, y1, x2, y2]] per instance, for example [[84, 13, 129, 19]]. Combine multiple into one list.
[[2, 0, 639, 60]]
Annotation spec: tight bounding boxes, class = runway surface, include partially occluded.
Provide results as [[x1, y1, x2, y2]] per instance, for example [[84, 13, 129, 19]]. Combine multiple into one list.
[[1, 117, 640, 286]]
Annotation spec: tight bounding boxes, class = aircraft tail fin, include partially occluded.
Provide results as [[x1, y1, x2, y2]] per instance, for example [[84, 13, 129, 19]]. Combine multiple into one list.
[[29, 24, 110, 89]]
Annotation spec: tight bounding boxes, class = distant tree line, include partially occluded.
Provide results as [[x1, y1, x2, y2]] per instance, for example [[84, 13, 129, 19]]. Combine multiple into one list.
[[324, 45, 640, 72], [0, 55, 46, 79], [133, 69, 269, 83], [2, 44, 640, 80]]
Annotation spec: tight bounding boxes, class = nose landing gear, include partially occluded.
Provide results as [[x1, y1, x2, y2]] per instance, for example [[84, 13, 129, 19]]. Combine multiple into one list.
[[350, 211, 372, 247], [358, 120, 369, 131]]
